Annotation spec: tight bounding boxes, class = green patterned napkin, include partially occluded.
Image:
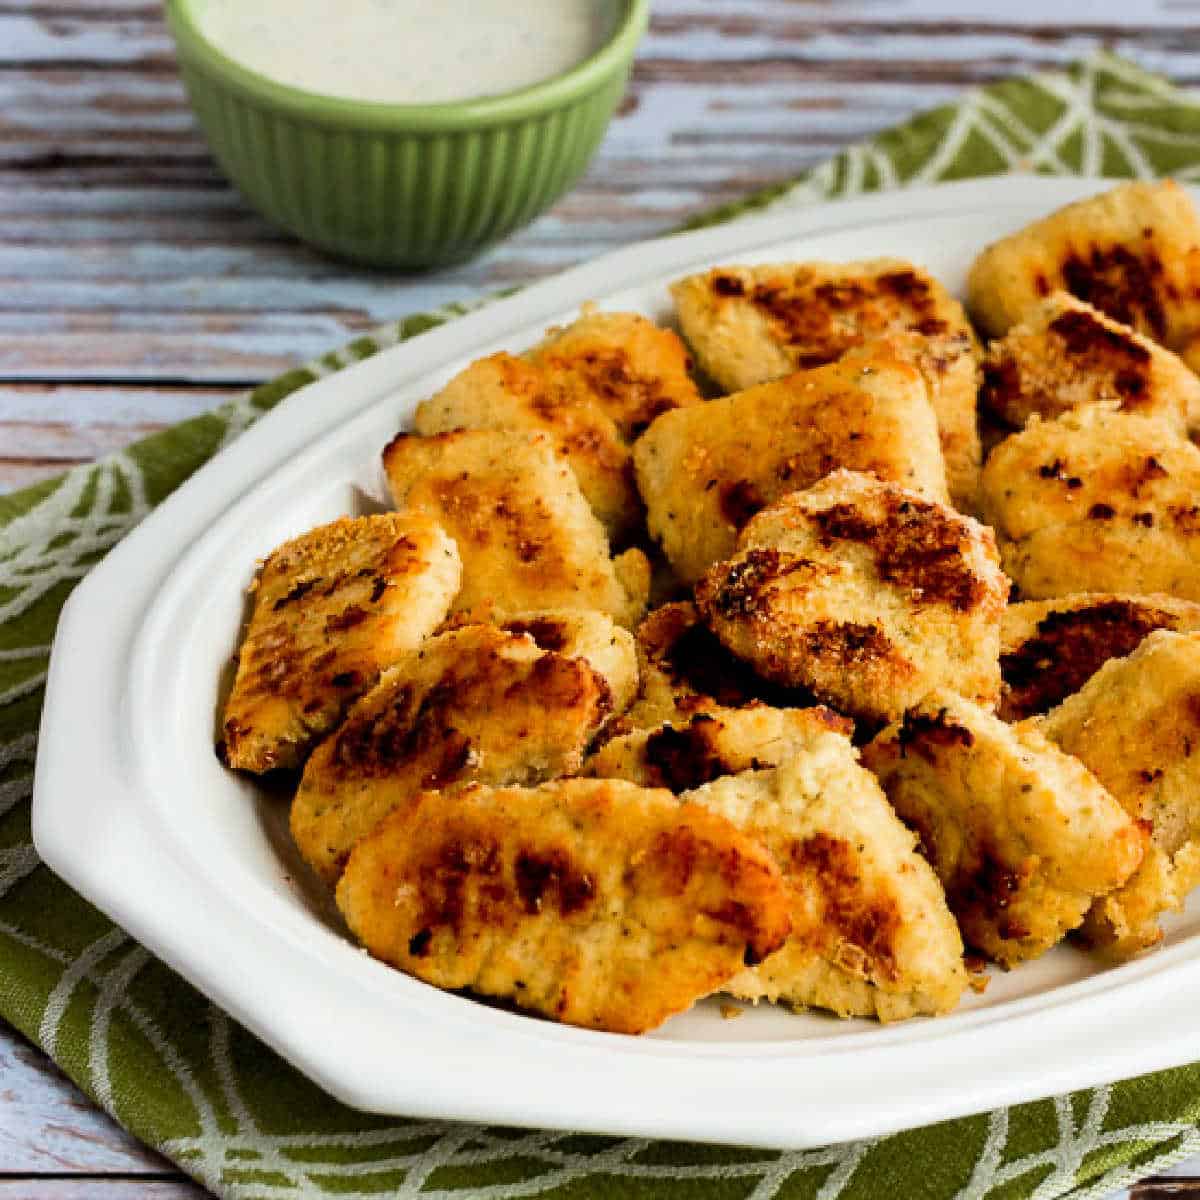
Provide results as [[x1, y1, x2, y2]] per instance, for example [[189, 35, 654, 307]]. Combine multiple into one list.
[[6, 50, 1200, 1200]]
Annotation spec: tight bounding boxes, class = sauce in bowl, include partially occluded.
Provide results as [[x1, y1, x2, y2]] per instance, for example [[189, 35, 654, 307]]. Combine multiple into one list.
[[194, 0, 618, 105]]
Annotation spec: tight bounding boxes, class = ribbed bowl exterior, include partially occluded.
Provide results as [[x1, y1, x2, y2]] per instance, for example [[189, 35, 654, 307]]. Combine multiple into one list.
[[174, 62, 629, 268]]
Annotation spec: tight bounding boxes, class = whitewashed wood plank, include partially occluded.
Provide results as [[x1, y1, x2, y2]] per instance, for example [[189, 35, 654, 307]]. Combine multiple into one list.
[[0, 1025, 175, 1175]]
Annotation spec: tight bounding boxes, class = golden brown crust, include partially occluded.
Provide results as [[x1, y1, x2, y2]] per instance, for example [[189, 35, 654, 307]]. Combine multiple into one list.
[[671, 260, 981, 508], [695, 471, 1007, 724], [220, 513, 461, 773], [382, 428, 645, 627], [335, 778, 792, 1033], [291, 624, 618, 883], [863, 691, 1145, 967], [999, 592, 1200, 720], [626, 601, 821, 729], [980, 406, 1200, 601], [586, 704, 853, 792], [966, 181, 1200, 359], [979, 293, 1199, 433], [633, 339, 951, 584], [1039, 630, 1200, 958], [685, 749, 967, 1021]]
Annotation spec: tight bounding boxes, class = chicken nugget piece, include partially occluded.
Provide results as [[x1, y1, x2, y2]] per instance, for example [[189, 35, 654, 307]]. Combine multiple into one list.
[[220, 513, 460, 773], [291, 623, 625, 883], [627, 601, 821, 729], [335, 777, 792, 1033], [695, 471, 1008, 724], [1039, 630, 1200, 959], [685, 749, 967, 1021], [672, 260, 980, 508], [980, 293, 1199, 434], [966, 181, 1200, 361], [1000, 592, 1200, 721], [980, 405, 1200, 601], [528, 307, 702, 438], [863, 691, 1145, 967], [414, 354, 636, 540], [587, 704, 852, 791], [383, 429, 645, 626], [634, 340, 950, 584], [495, 609, 638, 714]]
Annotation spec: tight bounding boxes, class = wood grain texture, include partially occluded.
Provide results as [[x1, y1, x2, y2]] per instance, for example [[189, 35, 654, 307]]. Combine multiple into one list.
[[6, 2, 1200, 1198]]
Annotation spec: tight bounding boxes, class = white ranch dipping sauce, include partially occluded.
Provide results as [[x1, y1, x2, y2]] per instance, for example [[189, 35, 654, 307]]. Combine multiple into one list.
[[195, 0, 617, 105]]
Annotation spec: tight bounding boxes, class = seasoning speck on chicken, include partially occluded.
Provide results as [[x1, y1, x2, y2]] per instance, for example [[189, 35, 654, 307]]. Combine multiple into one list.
[[1000, 592, 1200, 721], [1039, 630, 1200, 959], [335, 778, 793, 1034], [291, 620, 633, 884], [966, 180, 1200, 370], [671, 259, 981, 508], [980, 405, 1200, 601], [220, 513, 461, 774], [634, 339, 950, 585], [695, 470, 1008, 724], [863, 691, 1145, 967], [684, 743, 967, 1021], [382, 428, 648, 627]]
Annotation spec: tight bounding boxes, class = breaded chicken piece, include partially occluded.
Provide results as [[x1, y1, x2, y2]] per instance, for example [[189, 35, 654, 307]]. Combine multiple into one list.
[[863, 692, 1145, 968], [695, 471, 1008, 724], [671, 260, 981, 508], [220, 513, 460, 773], [587, 704, 852, 791], [414, 313, 700, 542], [382, 429, 647, 626], [414, 354, 636, 540], [1039, 630, 1200, 959], [634, 340, 950, 585], [981, 293, 1200, 434], [980, 405, 1200, 601], [1000, 592, 1200, 721], [625, 602, 820, 730], [335, 777, 792, 1033], [291, 623, 629, 883], [527, 307, 702, 438], [685, 752, 967, 1021], [966, 181, 1200, 366]]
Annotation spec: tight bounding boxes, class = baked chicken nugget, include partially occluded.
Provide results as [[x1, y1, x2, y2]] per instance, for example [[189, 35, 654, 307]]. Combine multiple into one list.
[[335, 778, 792, 1033], [383, 428, 647, 626], [863, 692, 1145, 967], [292, 621, 632, 883], [671, 260, 980, 507], [1040, 630, 1200, 959], [980, 293, 1200, 434], [415, 312, 700, 542], [220, 513, 460, 773], [966, 180, 1200, 365], [686, 752, 967, 1021], [695, 471, 1008, 724], [980, 406, 1200, 601], [626, 602, 822, 730], [587, 704, 852, 791], [634, 339, 950, 585], [1000, 592, 1200, 721]]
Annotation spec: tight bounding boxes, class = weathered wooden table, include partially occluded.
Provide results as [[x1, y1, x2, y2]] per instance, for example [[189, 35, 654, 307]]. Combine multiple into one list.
[[6, 2, 1200, 1195]]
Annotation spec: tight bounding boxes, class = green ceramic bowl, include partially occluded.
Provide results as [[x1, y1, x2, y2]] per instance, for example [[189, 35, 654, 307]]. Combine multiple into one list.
[[164, 0, 648, 268]]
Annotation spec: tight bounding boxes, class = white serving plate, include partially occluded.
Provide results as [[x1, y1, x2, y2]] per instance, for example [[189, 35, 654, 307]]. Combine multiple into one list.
[[33, 176, 1200, 1151]]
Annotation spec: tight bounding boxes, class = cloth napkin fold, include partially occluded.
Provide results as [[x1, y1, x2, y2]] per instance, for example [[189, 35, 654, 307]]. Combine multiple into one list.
[[5, 50, 1200, 1200]]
